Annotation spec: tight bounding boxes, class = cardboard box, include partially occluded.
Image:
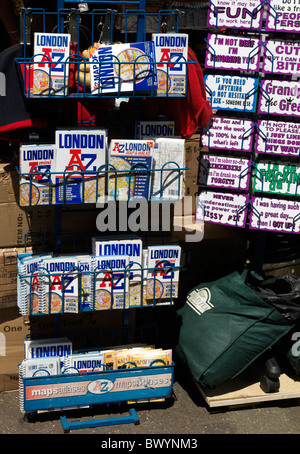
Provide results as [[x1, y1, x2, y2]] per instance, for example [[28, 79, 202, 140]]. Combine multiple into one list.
[[0, 154, 56, 248], [0, 155, 19, 204], [0, 307, 33, 392], [0, 247, 33, 310], [0, 201, 55, 248], [182, 135, 205, 215]]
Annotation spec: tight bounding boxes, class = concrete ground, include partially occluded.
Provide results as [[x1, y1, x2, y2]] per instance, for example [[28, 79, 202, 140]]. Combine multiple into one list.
[[1, 366, 300, 437]]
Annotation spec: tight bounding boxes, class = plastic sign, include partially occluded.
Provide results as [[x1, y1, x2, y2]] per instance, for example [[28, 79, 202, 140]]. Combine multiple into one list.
[[205, 34, 261, 72], [201, 117, 254, 152], [253, 159, 300, 197], [262, 40, 300, 75], [195, 190, 249, 228], [266, 0, 300, 33], [205, 75, 258, 113], [258, 79, 300, 117], [256, 119, 300, 157], [198, 154, 251, 191], [207, 0, 264, 30], [249, 196, 300, 234]]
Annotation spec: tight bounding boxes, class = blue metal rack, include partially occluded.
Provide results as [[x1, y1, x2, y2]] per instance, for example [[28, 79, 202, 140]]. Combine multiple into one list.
[[19, 359, 175, 431], [16, 1, 183, 431], [17, 260, 181, 316], [18, 162, 187, 206], [16, 4, 190, 99]]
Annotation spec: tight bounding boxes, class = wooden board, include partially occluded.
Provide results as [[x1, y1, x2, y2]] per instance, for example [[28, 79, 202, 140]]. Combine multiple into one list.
[[194, 366, 300, 408]]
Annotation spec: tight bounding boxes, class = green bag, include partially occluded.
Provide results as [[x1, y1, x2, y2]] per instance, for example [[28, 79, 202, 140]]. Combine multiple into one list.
[[176, 270, 294, 389]]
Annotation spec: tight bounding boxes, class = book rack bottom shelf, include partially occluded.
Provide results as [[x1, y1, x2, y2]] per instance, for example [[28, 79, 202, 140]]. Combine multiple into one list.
[[19, 362, 175, 431]]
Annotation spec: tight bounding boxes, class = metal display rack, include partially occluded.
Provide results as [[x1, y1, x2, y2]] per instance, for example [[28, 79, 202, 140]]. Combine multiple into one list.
[[19, 359, 174, 432], [197, 0, 300, 242], [18, 162, 187, 206], [18, 260, 181, 316], [16, 0, 186, 431], [16, 3, 191, 98]]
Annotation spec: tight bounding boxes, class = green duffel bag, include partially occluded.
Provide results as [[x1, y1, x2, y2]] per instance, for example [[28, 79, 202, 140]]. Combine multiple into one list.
[[176, 269, 294, 389]]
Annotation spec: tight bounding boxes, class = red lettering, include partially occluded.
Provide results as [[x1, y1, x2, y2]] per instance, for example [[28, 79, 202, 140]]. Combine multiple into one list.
[[67, 149, 85, 171], [158, 48, 173, 67], [51, 275, 62, 291], [38, 48, 55, 68], [100, 273, 112, 288]]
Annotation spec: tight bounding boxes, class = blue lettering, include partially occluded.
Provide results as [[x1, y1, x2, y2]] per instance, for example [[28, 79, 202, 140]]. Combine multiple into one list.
[[23, 149, 54, 161], [36, 34, 69, 48]]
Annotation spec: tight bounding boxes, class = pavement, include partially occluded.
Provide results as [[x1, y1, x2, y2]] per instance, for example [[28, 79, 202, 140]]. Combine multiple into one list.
[[1, 364, 300, 439]]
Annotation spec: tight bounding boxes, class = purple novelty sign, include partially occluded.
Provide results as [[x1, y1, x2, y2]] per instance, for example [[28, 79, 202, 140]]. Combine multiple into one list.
[[207, 0, 264, 30], [201, 116, 254, 152], [258, 79, 300, 117], [195, 190, 249, 228], [205, 34, 261, 72], [256, 119, 300, 157], [262, 40, 300, 75], [198, 154, 251, 191], [266, 0, 300, 33], [249, 196, 300, 234]]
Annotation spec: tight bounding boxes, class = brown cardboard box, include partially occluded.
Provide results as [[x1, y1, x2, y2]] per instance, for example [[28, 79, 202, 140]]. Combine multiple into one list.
[[0, 247, 34, 310], [0, 307, 136, 392], [0, 201, 55, 248], [0, 155, 96, 251], [0, 156, 19, 204], [184, 135, 204, 215], [0, 307, 32, 392]]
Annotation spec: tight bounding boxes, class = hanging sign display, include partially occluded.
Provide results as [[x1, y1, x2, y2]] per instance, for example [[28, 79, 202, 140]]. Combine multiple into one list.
[[249, 196, 300, 234], [262, 40, 300, 76], [256, 119, 300, 157], [258, 79, 300, 117], [205, 75, 258, 113], [265, 0, 300, 33], [205, 34, 261, 72], [198, 154, 251, 191], [195, 190, 249, 228], [207, 0, 264, 30], [201, 117, 254, 152], [253, 159, 300, 197]]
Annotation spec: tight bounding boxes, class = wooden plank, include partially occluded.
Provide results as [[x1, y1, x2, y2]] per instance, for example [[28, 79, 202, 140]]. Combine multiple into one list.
[[194, 369, 300, 408]]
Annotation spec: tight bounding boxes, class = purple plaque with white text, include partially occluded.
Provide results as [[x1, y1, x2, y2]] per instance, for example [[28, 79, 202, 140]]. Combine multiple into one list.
[[196, 190, 249, 228], [256, 119, 300, 157], [201, 117, 254, 152], [258, 79, 300, 118], [198, 154, 251, 191], [207, 0, 264, 30], [249, 196, 300, 234], [265, 0, 300, 33], [205, 34, 261, 72], [262, 40, 300, 76]]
